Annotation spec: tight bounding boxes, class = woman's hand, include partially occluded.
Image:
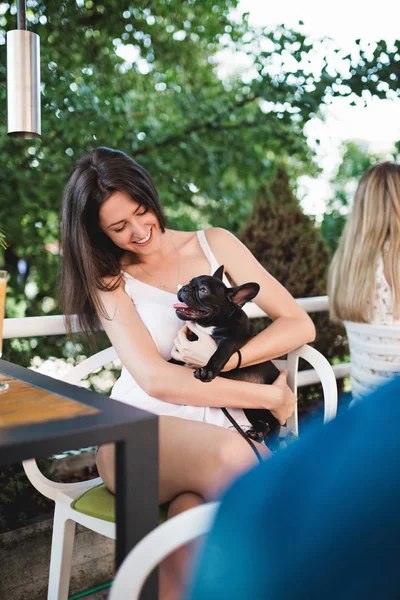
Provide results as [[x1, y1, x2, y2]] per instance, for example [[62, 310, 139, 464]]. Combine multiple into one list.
[[171, 322, 217, 368], [269, 369, 297, 425]]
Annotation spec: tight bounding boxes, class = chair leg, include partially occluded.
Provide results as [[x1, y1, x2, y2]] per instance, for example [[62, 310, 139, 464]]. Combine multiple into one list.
[[47, 504, 76, 600]]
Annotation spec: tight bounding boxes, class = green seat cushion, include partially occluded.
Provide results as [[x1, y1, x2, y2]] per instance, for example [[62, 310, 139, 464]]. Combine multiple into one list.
[[71, 483, 116, 522], [71, 483, 169, 524]]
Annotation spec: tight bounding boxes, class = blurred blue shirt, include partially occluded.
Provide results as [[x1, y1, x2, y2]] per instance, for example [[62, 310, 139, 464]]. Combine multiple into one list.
[[187, 376, 400, 600]]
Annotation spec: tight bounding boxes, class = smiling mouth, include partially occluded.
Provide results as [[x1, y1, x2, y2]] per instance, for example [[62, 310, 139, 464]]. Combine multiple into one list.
[[173, 303, 209, 319], [133, 227, 152, 245]]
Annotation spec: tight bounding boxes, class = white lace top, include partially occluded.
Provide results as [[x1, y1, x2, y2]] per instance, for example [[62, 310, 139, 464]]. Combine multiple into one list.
[[345, 250, 400, 401], [371, 252, 400, 326], [110, 230, 252, 431]]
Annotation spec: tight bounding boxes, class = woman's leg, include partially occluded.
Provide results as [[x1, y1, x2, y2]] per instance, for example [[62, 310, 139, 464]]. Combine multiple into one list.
[[158, 416, 269, 501], [160, 492, 204, 600], [96, 416, 268, 600], [96, 415, 269, 501]]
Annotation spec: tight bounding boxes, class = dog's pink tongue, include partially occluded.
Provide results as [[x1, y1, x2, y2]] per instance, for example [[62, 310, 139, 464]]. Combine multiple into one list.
[[173, 303, 189, 310]]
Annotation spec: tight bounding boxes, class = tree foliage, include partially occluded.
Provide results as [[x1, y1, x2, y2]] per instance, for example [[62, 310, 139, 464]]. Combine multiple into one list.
[[320, 140, 398, 253], [0, 0, 399, 366]]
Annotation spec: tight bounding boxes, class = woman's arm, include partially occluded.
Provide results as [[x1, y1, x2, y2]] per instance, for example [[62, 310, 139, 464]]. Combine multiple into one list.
[[96, 281, 294, 423], [205, 228, 316, 371]]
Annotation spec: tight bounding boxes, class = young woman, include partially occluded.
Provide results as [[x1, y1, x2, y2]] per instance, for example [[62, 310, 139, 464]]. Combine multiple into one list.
[[60, 146, 315, 597], [328, 161, 400, 401]]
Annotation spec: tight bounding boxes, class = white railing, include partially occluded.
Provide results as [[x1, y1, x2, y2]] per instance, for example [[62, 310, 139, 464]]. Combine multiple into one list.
[[2, 295, 351, 386]]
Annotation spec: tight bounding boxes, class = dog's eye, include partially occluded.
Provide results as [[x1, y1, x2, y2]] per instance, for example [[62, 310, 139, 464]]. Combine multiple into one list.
[[199, 286, 208, 293]]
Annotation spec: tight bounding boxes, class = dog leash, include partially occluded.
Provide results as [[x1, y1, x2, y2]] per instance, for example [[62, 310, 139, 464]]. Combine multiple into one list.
[[221, 408, 263, 464]]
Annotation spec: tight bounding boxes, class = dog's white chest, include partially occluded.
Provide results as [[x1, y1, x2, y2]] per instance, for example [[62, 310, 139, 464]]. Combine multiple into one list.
[[195, 323, 216, 336]]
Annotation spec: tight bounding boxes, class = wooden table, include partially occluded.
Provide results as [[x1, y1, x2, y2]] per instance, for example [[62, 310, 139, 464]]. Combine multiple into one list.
[[0, 358, 158, 598]]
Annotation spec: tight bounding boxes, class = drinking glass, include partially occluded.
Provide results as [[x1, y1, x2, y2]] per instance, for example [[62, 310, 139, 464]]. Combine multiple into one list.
[[0, 270, 8, 391]]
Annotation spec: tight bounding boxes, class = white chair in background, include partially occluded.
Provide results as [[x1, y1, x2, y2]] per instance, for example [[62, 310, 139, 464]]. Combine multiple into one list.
[[344, 321, 400, 403], [22, 343, 337, 600], [109, 502, 219, 600]]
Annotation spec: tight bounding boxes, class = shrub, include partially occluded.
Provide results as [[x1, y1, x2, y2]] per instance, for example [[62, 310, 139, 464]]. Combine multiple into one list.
[[0, 461, 54, 533], [239, 165, 348, 420]]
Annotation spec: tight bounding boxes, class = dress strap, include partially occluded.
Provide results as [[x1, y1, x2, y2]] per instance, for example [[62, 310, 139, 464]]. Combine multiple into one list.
[[196, 230, 231, 286], [197, 230, 217, 268]]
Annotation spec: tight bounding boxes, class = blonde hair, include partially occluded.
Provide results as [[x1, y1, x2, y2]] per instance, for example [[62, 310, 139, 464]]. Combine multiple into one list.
[[328, 161, 400, 323]]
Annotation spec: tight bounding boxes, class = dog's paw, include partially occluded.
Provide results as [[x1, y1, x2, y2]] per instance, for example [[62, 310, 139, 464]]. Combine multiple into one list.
[[194, 367, 216, 382]]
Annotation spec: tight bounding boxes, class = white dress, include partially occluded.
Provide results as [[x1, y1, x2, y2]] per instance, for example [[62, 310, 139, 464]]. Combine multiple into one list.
[[111, 230, 253, 431], [345, 249, 400, 401]]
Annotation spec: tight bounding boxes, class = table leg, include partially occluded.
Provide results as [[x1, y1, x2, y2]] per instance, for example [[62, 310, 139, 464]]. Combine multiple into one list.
[[115, 416, 159, 598]]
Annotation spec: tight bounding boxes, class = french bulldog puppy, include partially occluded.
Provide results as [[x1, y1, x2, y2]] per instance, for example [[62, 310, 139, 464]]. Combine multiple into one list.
[[173, 265, 281, 442]]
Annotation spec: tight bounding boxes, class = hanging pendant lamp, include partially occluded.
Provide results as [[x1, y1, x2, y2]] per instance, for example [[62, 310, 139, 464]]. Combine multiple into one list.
[[7, 0, 41, 139]]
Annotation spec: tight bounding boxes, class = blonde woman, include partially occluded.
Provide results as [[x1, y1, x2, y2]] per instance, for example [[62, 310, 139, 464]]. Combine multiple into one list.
[[328, 161, 400, 401]]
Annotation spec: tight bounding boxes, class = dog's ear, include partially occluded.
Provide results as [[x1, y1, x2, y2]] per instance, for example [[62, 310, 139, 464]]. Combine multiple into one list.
[[213, 265, 224, 281], [228, 282, 260, 307]]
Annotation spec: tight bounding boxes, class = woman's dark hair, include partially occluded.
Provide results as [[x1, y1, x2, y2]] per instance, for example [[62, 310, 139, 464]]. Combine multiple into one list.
[[60, 146, 166, 339]]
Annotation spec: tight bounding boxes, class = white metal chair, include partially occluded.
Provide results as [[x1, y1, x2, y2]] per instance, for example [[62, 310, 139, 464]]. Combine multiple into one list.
[[22, 343, 337, 600], [109, 501, 219, 600], [344, 321, 400, 403]]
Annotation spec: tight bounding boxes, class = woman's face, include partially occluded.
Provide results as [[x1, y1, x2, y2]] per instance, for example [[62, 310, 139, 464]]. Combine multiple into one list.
[[99, 191, 161, 255]]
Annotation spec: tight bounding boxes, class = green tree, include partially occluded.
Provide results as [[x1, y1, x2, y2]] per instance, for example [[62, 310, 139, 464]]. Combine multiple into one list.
[[0, 0, 399, 367], [240, 165, 348, 418], [320, 140, 394, 253]]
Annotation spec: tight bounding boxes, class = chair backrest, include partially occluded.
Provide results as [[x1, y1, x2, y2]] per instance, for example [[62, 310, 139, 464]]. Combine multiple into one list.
[[344, 321, 400, 399], [274, 344, 337, 436], [109, 501, 219, 600], [22, 347, 119, 501], [24, 342, 337, 496], [63, 343, 337, 437], [58, 346, 119, 385]]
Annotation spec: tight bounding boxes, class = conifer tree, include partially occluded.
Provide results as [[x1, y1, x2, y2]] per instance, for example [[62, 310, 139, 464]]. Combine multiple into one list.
[[240, 165, 347, 417]]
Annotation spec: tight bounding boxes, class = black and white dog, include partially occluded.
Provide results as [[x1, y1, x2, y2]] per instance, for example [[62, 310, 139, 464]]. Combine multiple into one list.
[[172, 265, 281, 444]]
